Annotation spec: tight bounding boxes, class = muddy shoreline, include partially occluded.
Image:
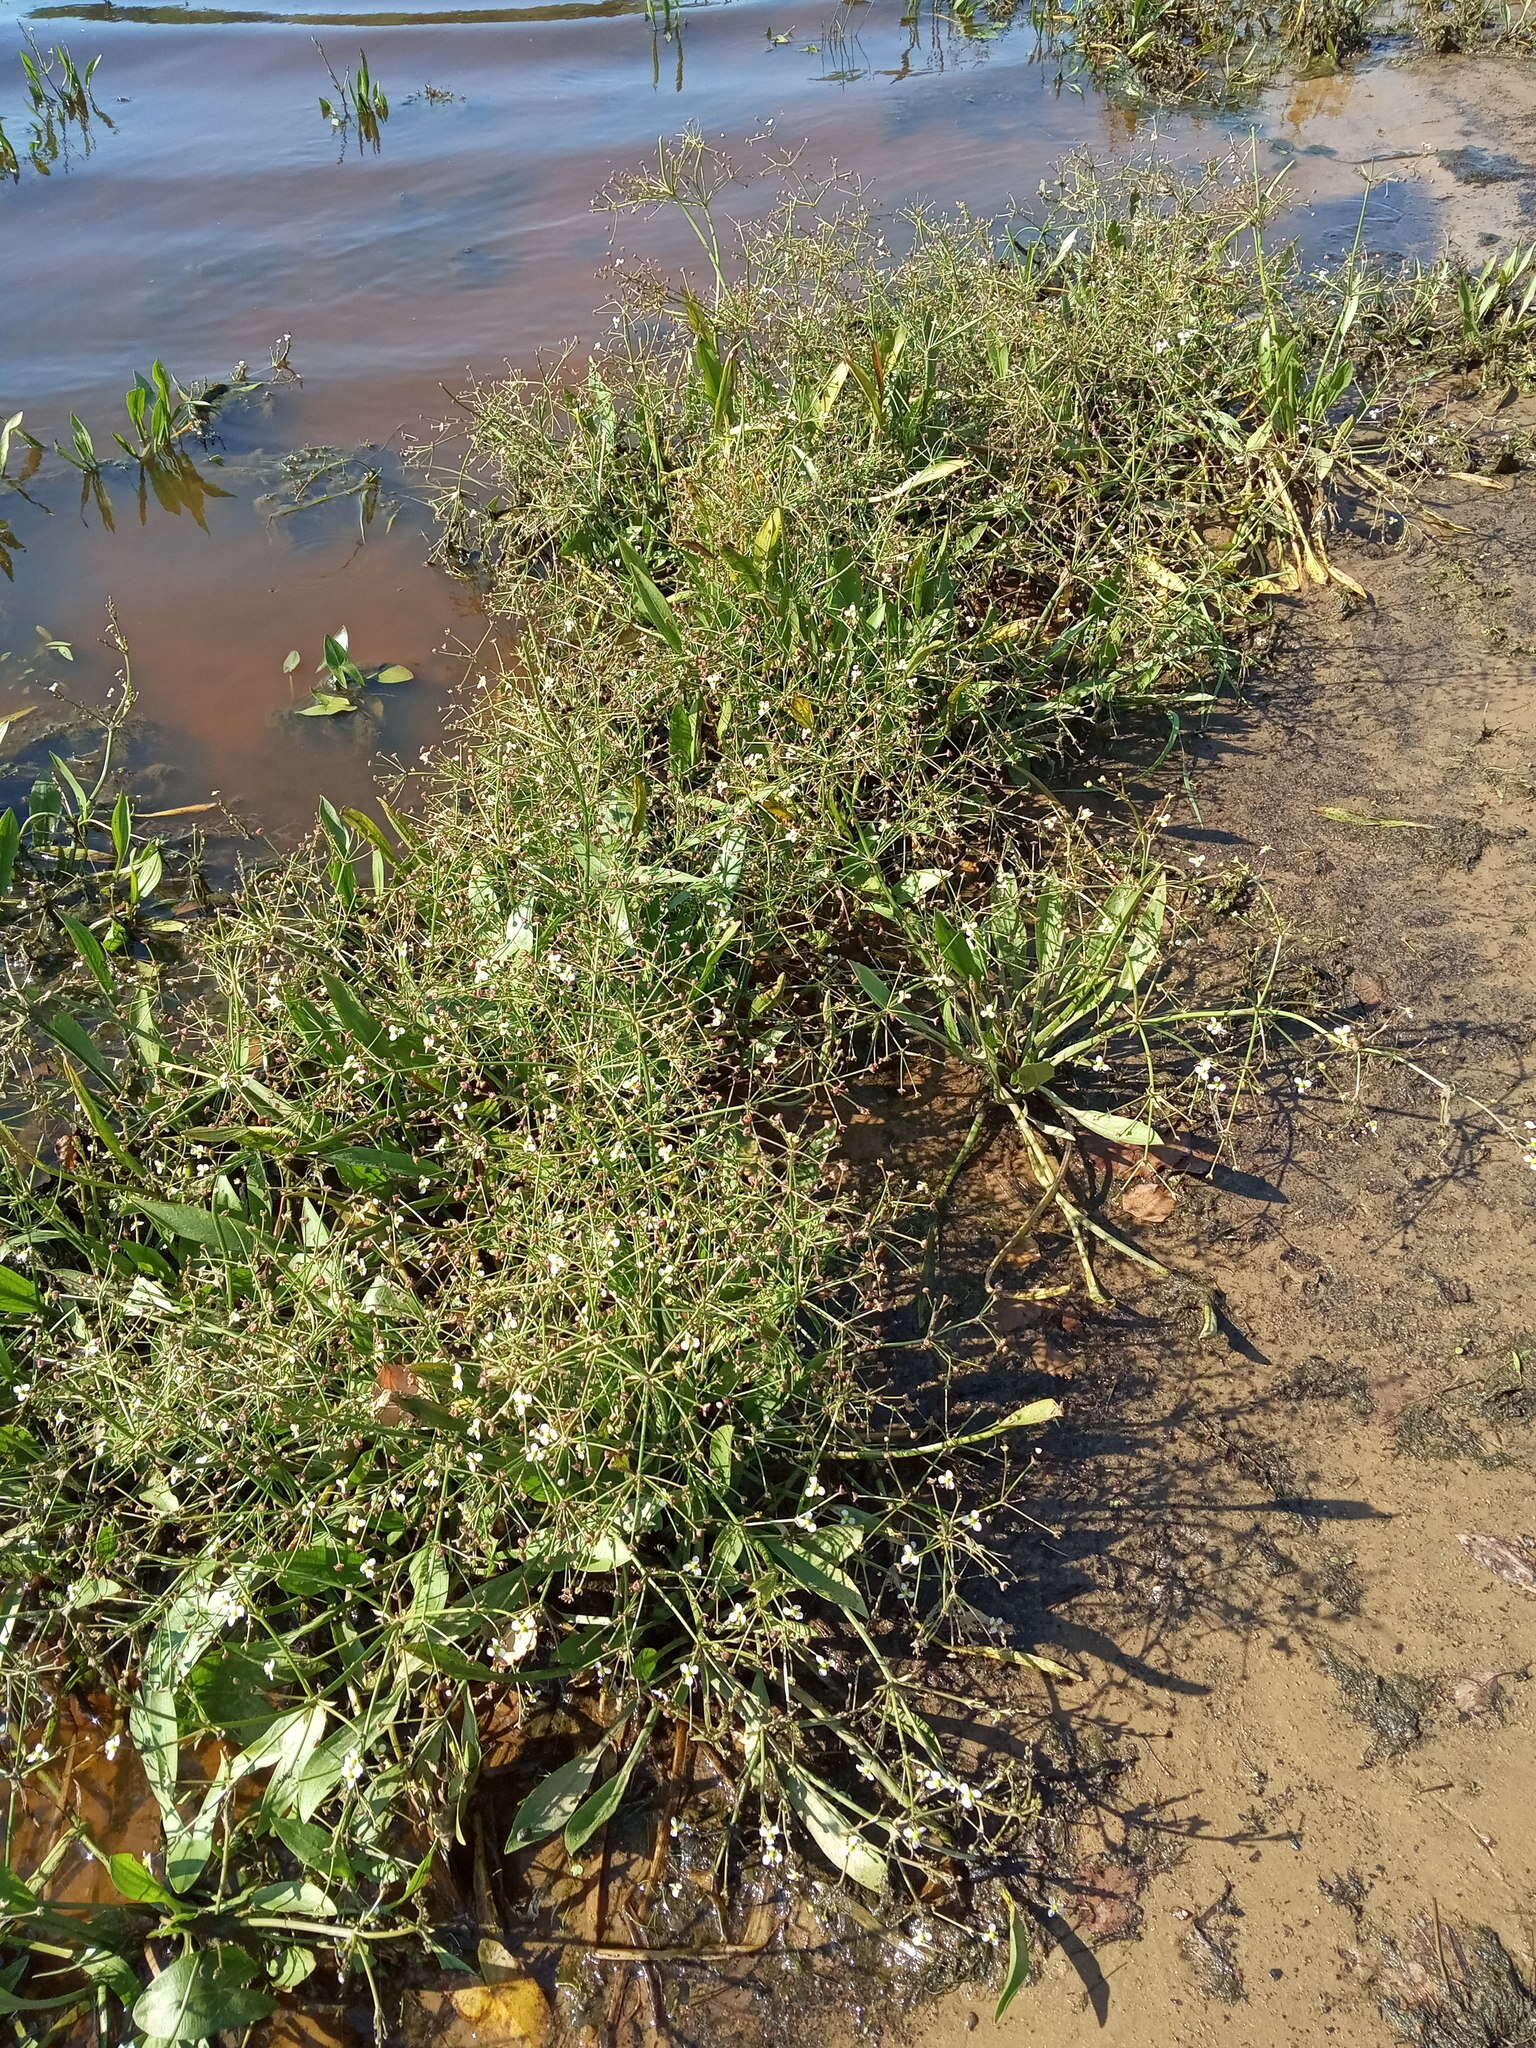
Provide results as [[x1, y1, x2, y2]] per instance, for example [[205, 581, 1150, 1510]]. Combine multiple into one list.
[[909, 482, 1536, 2047]]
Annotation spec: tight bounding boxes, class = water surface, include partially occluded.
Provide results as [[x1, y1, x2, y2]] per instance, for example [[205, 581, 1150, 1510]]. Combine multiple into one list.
[[3, 0, 1532, 832]]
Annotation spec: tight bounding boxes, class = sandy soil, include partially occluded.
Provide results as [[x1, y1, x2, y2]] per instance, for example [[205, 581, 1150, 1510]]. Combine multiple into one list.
[[905, 462, 1536, 2047]]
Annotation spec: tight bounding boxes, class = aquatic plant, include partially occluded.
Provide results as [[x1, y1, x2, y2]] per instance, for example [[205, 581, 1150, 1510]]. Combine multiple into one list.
[[316, 43, 389, 152], [3, 34, 109, 176], [285, 625, 413, 714], [1, 158, 1534, 2038]]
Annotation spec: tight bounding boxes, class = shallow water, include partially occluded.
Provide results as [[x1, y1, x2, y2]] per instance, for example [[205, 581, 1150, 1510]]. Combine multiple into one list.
[[3, 0, 1533, 833]]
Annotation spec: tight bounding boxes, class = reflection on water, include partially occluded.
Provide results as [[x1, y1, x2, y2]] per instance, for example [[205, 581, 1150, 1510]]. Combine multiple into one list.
[[2, 0, 1534, 830]]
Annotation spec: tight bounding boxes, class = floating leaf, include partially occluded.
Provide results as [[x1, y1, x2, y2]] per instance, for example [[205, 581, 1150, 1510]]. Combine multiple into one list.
[[372, 664, 414, 684], [282, 649, 302, 674], [296, 693, 358, 718]]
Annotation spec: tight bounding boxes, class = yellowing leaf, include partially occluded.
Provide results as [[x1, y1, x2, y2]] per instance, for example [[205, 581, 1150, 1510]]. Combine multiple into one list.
[[450, 1979, 551, 2045], [872, 457, 971, 503]]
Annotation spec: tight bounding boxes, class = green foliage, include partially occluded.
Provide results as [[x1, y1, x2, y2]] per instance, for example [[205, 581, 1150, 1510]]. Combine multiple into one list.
[[316, 43, 389, 152], [2, 34, 109, 180], [2, 160, 1529, 2027]]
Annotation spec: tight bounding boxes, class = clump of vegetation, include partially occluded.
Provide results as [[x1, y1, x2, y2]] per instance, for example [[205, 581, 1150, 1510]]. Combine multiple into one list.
[[283, 626, 414, 717], [316, 43, 388, 152], [1321, 1647, 1438, 1755], [0, 35, 108, 181], [1030, 0, 1534, 105], [2, 151, 1534, 2037], [1382, 1922, 1536, 2047]]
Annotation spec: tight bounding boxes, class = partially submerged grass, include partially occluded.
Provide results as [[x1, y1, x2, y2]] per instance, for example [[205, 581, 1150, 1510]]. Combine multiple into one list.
[[3, 153, 1535, 2036], [0, 34, 108, 183], [316, 43, 388, 153], [1031, 0, 1536, 103]]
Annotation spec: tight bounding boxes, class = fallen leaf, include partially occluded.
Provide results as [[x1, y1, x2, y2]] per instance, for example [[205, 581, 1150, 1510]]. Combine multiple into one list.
[[373, 1361, 423, 1425], [1451, 1672, 1504, 1721], [1317, 805, 1430, 831], [477, 1937, 521, 1983], [1459, 1533, 1536, 1592], [449, 1977, 551, 2045], [1120, 1179, 1176, 1225]]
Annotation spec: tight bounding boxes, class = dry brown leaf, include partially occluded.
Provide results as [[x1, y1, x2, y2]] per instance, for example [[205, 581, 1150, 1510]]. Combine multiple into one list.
[[1120, 1179, 1176, 1225], [372, 1361, 423, 1426], [1450, 1672, 1504, 1721], [1459, 1532, 1536, 1592]]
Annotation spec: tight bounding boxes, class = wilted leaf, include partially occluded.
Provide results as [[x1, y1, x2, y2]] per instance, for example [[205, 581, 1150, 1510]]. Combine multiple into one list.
[[449, 1978, 550, 2044], [1451, 1672, 1504, 1721], [373, 1361, 423, 1425], [1119, 1178, 1175, 1225], [1459, 1532, 1536, 1592]]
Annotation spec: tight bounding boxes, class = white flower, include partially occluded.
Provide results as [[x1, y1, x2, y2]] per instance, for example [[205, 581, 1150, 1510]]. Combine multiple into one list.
[[341, 1751, 365, 1785]]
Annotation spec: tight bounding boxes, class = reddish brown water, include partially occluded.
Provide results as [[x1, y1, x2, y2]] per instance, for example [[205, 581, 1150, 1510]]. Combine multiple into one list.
[[1, 1, 1524, 833]]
